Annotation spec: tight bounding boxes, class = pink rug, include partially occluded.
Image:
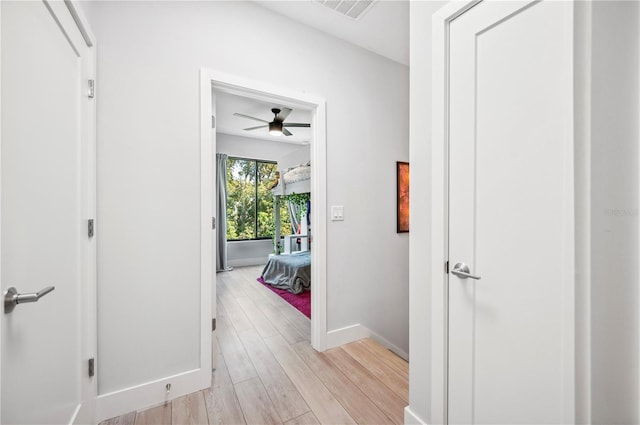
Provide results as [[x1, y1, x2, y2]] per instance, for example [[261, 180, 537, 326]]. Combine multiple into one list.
[[257, 276, 311, 319]]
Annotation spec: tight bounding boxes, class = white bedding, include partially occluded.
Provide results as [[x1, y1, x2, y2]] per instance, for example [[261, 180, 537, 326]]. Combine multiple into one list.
[[282, 162, 311, 184]]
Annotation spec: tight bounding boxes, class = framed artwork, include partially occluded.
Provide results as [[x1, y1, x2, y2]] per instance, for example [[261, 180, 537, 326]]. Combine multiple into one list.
[[397, 161, 409, 233]]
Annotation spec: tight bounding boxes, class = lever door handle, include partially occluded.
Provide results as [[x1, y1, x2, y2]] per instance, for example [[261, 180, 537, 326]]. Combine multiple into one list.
[[4, 286, 55, 313], [451, 263, 481, 280]]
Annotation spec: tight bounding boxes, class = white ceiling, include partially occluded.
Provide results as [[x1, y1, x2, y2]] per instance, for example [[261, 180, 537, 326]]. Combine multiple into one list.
[[218, 1, 446, 143], [255, 0, 410, 66], [216, 91, 313, 145]]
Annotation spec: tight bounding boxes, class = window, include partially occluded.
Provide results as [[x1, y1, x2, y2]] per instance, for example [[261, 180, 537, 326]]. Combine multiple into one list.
[[226, 157, 290, 241]]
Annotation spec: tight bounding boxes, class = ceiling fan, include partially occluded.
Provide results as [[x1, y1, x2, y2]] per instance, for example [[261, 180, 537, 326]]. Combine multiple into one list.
[[234, 107, 310, 137]]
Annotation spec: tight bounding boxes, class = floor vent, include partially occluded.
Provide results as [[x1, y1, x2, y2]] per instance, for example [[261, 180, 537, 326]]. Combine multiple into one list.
[[313, 0, 375, 21]]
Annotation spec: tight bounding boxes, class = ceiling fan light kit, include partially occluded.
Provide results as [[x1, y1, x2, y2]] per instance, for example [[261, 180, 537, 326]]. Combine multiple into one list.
[[269, 120, 283, 136], [234, 107, 311, 137]]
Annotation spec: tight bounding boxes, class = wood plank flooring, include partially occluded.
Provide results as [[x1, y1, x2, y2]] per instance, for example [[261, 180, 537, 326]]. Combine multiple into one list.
[[100, 265, 408, 425]]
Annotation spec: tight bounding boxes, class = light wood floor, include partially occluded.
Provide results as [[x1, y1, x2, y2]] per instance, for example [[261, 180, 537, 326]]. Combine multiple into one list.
[[100, 265, 408, 425]]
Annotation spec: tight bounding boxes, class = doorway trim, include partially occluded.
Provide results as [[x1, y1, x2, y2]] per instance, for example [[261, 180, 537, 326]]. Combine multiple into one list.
[[430, 4, 481, 423], [200, 68, 328, 354]]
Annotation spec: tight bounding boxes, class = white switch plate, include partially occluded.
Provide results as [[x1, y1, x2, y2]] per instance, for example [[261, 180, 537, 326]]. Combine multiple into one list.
[[331, 205, 344, 221]]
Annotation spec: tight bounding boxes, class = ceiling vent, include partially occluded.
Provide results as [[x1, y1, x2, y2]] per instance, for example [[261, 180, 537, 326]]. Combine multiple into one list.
[[313, 0, 376, 21]]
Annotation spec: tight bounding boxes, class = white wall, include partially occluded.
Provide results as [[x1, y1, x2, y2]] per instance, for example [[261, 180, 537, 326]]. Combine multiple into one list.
[[591, 2, 639, 423], [278, 144, 310, 172], [217, 132, 302, 162], [83, 0, 409, 403], [217, 133, 309, 267]]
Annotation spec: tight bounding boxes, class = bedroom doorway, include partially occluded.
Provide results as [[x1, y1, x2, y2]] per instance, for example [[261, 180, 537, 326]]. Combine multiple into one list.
[[199, 70, 328, 371]]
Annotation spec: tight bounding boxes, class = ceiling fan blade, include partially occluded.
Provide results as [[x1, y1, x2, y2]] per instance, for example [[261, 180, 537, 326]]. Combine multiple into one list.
[[234, 113, 269, 123], [282, 128, 293, 136], [283, 123, 311, 128], [277, 108, 292, 121], [244, 125, 268, 131]]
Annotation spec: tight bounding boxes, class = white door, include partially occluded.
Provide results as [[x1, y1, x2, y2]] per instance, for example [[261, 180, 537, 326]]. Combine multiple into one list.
[[1, 1, 95, 423], [448, 1, 574, 424]]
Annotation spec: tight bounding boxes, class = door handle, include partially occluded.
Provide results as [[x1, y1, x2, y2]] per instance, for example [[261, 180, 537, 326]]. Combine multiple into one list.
[[4, 286, 55, 313], [451, 263, 481, 280]]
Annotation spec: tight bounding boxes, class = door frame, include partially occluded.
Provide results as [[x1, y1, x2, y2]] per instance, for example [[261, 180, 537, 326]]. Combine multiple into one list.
[[0, 0, 97, 422], [430, 1, 589, 423], [199, 69, 328, 356], [430, 4, 482, 422]]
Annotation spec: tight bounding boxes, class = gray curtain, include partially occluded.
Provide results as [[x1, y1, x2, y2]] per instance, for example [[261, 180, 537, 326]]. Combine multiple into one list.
[[288, 201, 302, 234], [216, 153, 232, 272]]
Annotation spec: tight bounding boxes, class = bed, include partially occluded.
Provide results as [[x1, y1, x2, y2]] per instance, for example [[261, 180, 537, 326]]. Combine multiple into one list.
[[260, 251, 311, 294], [271, 162, 311, 254], [271, 161, 311, 196]]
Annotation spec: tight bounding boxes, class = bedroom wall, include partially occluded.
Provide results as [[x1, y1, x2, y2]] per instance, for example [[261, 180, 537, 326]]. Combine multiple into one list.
[[278, 144, 311, 172], [217, 133, 308, 267], [83, 0, 409, 403]]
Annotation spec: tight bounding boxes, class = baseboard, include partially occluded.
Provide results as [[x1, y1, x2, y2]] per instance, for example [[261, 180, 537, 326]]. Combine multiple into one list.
[[326, 324, 372, 349], [404, 406, 428, 425], [325, 324, 408, 360], [227, 257, 267, 268], [368, 331, 409, 361], [96, 368, 209, 422]]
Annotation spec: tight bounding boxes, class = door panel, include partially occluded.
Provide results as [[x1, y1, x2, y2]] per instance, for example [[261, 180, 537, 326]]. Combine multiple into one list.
[[1, 1, 92, 423], [448, 1, 574, 424]]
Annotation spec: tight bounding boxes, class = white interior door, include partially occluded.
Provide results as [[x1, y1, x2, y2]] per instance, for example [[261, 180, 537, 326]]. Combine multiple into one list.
[[1, 1, 95, 423], [448, 1, 574, 424]]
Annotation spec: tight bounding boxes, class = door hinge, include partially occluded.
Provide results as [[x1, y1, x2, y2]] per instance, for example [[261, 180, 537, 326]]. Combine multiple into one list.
[[212, 318, 216, 331], [88, 358, 95, 377], [445, 260, 449, 274], [212, 115, 216, 129], [212, 217, 216, 230], [88, 219, 94, 238], [88, 79, 95, 99]]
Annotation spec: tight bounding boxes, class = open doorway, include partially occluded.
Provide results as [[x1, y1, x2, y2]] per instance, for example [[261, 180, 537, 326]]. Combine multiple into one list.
[[199, 70, 328, 368], [215, 90, 313, 328]]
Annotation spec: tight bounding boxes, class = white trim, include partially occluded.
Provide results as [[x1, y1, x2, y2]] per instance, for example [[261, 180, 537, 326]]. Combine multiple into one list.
[[430, 3, 477, 423], [573, 2, 592, 423], [638, 4, 640, 422], [326, 324, 409, 360], [404, 406, 429, 425], [310, 98, 328, 351], [370, 328, 409, 361], [64, 0, 95, 47], [200, 69, 329, 355], [67, 2, 97, 422], [326, 324, 371, 350], [96, 369, 207, 422], [0, 3, 4, 420], [199, 68, 214, 380], [77, 15, 97, 425]]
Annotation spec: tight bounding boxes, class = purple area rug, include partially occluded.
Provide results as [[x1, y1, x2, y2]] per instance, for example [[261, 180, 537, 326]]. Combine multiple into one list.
[[257, 276, 311, 319]]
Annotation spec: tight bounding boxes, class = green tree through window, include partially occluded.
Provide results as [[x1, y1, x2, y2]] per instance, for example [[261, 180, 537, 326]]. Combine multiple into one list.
[[226, 157, 290, 240]]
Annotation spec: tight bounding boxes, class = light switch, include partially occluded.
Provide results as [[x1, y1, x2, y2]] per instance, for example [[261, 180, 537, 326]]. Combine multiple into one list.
[[331, 205, 344, 221]]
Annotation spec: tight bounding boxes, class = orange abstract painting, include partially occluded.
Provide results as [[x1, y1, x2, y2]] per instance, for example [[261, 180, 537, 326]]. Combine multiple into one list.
[[397, 162, 409, 233]]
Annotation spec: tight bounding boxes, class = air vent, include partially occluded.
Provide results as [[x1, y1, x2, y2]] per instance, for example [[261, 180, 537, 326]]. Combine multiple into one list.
[[313, 0, 375, 20]]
